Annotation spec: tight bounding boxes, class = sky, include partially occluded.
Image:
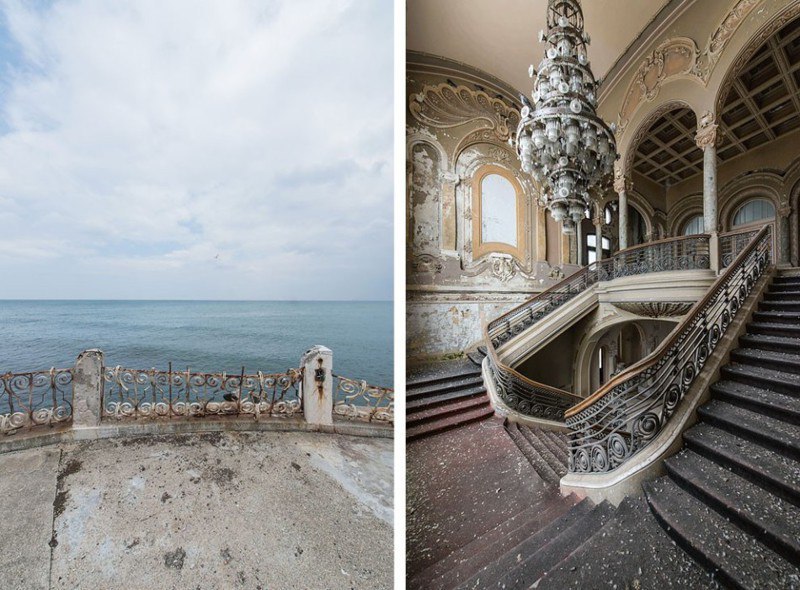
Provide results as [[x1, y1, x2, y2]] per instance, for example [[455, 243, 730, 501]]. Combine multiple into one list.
[[0, 0, 393, 300]]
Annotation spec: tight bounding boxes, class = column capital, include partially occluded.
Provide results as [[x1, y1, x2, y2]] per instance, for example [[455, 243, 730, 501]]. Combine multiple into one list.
[[695, 111, 721, 149], [778, 204, 792, 218]]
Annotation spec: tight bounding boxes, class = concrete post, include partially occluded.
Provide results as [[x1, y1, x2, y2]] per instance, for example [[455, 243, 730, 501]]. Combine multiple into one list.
[[697, 113, 720, 272], [300, 345, 333, 428], [73, 349, 104, 429]]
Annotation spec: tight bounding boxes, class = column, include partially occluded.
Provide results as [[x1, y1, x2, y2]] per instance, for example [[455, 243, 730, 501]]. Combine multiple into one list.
[[73, 349, 104, 429], [778, 204, 791, 266], [594, 214, 604, 261], [696, 114, 720, 271], [576, 219, 584, 266], [300, 345, 333, 428], [614, 168, 631, 251]]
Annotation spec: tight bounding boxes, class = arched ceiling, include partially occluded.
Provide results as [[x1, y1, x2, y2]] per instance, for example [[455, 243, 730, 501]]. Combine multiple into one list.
[[407, 0, 671, 94]]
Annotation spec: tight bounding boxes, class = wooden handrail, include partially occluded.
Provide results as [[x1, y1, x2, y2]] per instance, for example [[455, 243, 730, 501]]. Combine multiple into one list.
[[565, 224, 771, 419]]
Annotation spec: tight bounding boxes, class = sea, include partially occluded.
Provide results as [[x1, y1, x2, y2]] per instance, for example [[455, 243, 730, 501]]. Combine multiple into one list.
[[0, 301, 393, 388]]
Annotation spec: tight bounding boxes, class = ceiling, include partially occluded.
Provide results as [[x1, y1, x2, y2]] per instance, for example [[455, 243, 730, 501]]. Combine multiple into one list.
[[406, 0, 671, 94], [633, 15, 800, 187]]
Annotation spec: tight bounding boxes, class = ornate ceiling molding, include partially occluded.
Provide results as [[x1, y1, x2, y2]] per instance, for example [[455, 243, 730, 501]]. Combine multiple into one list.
[[409, 83, 520, 142], [694, 0, 761, 82], [613, 301, 694, 318], [618, 38, 699, 136]]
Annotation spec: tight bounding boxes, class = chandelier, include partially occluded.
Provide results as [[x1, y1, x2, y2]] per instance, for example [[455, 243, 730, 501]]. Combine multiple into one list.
[[515, 0, 618, 234]]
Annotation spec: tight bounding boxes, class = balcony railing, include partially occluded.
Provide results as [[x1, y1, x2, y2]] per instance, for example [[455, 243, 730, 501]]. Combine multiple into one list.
[[332, 375, 394, 423], [0, 368, 73, 434], [484, 234, 711, 421], [564, 225, 772, 474]]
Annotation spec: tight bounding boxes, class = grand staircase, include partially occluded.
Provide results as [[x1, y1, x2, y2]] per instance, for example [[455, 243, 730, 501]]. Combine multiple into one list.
[[408, 270, 800, 589]]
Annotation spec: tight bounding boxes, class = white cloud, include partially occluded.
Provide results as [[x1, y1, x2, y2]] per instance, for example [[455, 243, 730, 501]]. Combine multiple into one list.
[[0, 0, 393, 299]]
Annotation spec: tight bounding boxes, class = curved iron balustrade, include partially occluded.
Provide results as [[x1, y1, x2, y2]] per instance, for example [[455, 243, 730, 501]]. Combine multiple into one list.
[[484, 234, 711, 420], [564, 226, 772, 475]]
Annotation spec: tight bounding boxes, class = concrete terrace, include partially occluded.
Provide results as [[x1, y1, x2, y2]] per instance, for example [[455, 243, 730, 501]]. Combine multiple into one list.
[[0, 431, 393, 590]]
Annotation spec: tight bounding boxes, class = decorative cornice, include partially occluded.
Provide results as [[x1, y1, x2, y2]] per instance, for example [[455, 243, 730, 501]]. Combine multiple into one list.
[[409, 83, 520, 142]]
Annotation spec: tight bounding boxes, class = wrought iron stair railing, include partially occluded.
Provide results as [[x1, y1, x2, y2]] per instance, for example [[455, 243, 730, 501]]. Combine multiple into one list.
[[484, 234, 711, 421], [563, 225, 772, 475]]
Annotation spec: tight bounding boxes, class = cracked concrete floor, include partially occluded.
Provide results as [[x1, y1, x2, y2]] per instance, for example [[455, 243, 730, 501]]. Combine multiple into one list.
[[0, 431, 393, 590]]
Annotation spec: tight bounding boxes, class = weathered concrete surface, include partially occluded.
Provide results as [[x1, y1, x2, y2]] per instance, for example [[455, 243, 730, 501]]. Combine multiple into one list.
[[0, 448, 60, 590], [0, 431, 393, 590]]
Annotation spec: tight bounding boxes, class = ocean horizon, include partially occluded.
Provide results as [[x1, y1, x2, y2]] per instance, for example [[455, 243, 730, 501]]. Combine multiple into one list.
[[0, 300, 393, 388]]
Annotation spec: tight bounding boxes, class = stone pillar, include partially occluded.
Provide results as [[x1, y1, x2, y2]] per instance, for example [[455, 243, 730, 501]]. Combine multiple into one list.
[[73, 349, 104, 429], [300, 345, 333, 428], [696, 113, 720, 272], [614, 166, 631, 251], [594, 215, 604, 261], [778, 204, 791, 266], [576, 219, 584, 266]]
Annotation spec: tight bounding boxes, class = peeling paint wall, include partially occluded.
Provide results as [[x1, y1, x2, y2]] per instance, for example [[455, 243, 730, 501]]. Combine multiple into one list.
[[407, 56, 578, 364]]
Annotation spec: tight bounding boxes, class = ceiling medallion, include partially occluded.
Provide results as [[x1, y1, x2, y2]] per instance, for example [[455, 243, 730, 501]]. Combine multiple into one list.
[[516, 0, 618, 234]]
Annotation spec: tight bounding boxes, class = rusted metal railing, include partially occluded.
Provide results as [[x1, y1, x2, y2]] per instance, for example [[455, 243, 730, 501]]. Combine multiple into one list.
[[102, 365, 303, 420], [332, 374, 394, 424], [0, 368, 73, 434], [484, 234, 711, 421], [564, 225, 772, 474]]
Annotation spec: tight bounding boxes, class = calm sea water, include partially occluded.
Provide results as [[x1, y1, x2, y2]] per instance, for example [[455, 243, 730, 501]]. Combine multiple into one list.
[[0, 301, 393, 387]]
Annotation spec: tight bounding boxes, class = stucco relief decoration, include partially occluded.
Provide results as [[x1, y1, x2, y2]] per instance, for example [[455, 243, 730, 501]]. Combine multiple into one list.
[[694, 0, 761, 82], [411, 253, 444, 275], [695, 111, 721, 149], [618, 38, 699, 135], [613, 301, 694, 318], [491, 256, 517, 282], [409, 83, 520, 142]]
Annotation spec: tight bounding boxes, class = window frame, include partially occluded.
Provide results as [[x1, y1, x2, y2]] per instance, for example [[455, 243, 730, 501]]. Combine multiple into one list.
[[731, 198, 775, 229], [472, 165, 526, 260]]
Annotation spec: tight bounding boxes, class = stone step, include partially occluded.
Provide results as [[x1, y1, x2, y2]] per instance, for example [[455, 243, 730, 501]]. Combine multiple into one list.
[[683, 424, 800, 505], [730, 347, 800, 377], [406, 384, 487, 412], [536, 496, 713, 590], [519, 424, 568, 478], [537, 427, 569, 465], [407, 395, 491, 428], [408, 497, 579, 590], [765, 288, 800, 297], [698, 400, 800, 460], [455, 499, 595, 589], [644, 478, 800, 589], [710, 380, 800, 424], [490, 502, 616, 590], [739, 333, 800, 355], [747, 320, 800, 339], [752, 310, 800, 325], [407, 364, 482, 391], [772, 275, 800, 286], [664, 450, 800, 564], [760, 299, 800, 312], [406, 405, 495, 442], [505, 422, 560, 486], [407, 374, 485, 401], [721, 363, 800, 397]]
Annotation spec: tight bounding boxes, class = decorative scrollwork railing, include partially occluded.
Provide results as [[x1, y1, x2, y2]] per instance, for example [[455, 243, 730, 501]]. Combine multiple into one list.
[[484, 234, 711, 421], [332, 375, 394, 424], [564, 225, 772, 474], [0, 368, 73, 434], [102, 365, 302, 420], [719, 225, 770, 268]]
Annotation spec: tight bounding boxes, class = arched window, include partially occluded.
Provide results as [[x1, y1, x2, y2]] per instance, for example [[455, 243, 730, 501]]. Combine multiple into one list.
[[682, 215, 704, 236], [480, 174, 517, 246], [732, 198, 775, 227], [472, 166, 524, 260]]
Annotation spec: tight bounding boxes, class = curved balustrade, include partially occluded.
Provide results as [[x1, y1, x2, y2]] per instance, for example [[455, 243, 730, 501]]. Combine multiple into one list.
[[483, 234, 711, 421], [564, 226, 772, 475]]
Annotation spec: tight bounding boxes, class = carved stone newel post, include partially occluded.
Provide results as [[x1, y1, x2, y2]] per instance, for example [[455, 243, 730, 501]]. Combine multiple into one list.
[[696, 112, 720, 271], [301, 345, 333, 428]]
